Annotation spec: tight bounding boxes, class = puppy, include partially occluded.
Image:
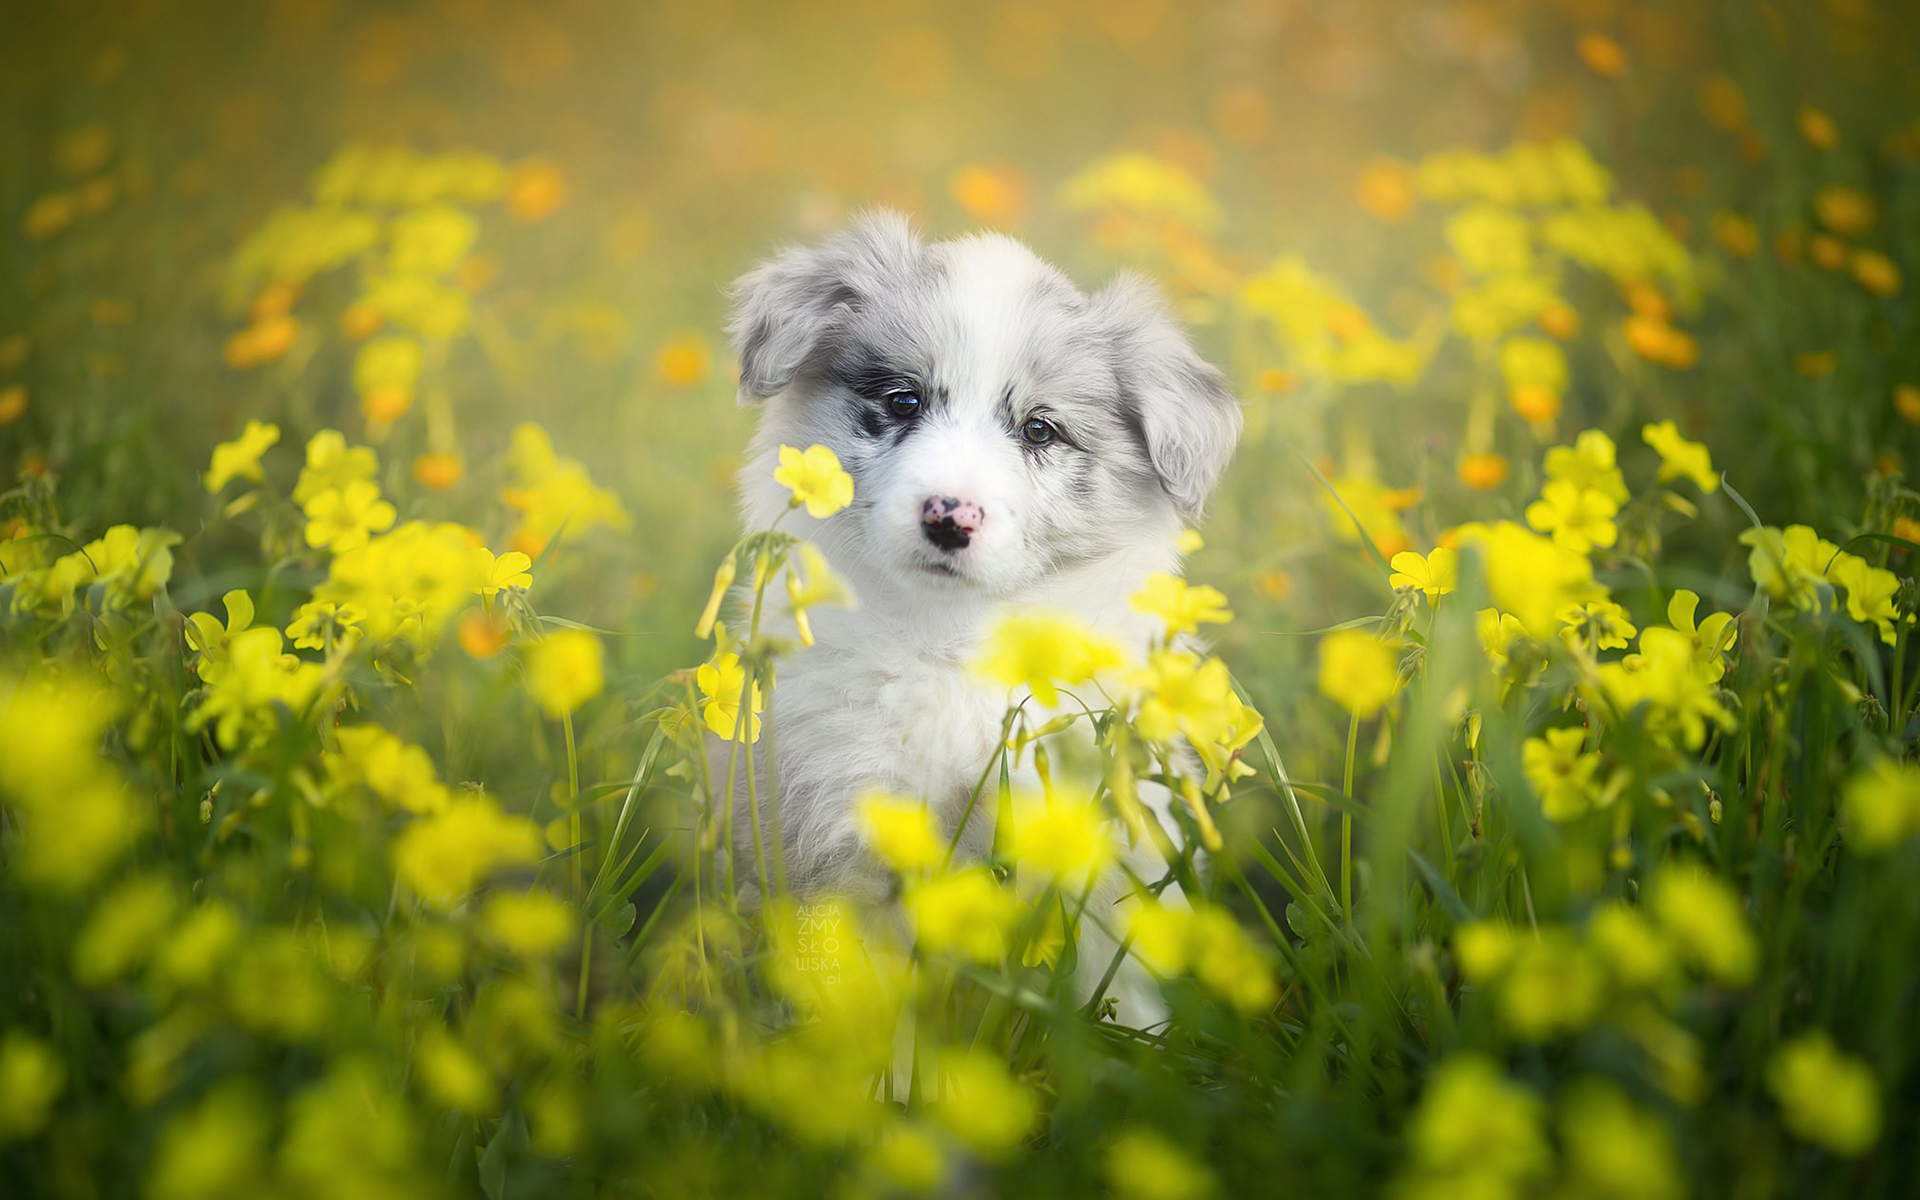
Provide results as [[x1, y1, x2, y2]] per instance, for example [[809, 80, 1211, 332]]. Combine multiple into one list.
[[724, 211, 1239, 1021]]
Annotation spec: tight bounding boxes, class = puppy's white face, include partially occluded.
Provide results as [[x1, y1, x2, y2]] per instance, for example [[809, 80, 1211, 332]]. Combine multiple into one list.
[[730, 212, 1239, 603]]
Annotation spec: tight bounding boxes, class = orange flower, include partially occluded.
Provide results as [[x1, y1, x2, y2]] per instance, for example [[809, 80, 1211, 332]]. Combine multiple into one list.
[[1255, 367, 1298, 393], [1354, 157, 1416, 224], [1795, 352, 1838, 377], [1459, 452, 1511, 490], [1798, 106, 1839, 149], [653, 332, 711, 387], [1894, 384, 1920, 425], [413, 453, 464, 490], [458, 608, 511, 658], [1622, 282, 1671, 321], [1698, 75, 1749, 131], [1624, 315, 1697, 369], [1851, 251, 1902, 298], [950, 164, 1031, 227], [1537, 304, 1580, 340], [0, 385, 25, 426], [340, 303, 384, 340], [505, 161, 567, 223], [1509, 386, 1561, 425], [223, 314, 299, 369], [1575, 32, 1626, 78], [1711, 212, 1759, 258], [250, 281, 301, 322], [362, 385, 412, 424], [1814, 186, 1877, 237], [1809, 234, 1848, 272]]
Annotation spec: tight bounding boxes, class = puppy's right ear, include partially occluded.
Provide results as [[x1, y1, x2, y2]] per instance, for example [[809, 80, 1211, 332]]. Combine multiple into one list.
[[726, 210, 922, 404]]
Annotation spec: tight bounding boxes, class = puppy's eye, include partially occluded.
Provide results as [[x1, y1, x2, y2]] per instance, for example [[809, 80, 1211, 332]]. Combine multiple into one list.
[[1020, 417, 1057, 446], [886, 390, 923, 418]]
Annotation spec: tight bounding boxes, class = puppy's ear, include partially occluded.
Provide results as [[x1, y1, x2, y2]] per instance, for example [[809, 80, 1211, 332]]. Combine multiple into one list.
[[1091, 273, 1242, 516], [727, 210, 922, 404]]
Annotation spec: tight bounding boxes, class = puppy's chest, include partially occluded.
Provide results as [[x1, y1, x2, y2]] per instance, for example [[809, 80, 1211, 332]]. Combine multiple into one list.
[[775, 643, 1004, 809]]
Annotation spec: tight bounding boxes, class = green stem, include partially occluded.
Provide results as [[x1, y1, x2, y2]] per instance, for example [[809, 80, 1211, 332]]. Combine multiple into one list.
[[1342, 709, 1359, 923]]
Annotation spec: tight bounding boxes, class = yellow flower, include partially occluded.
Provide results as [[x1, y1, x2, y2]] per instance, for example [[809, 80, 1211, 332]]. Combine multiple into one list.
[[1500, 930, 1606, 1039], [329, 725, 451, 814], [1128, 901, 1276, 1014], [302, 480, 397, 554], [1813, 185, 1877, 236], [470, 548, 533, 596], [388, 203, 477, 274], [1596, 627, 1733, 750], [869, 1122, 948, 1194], [0, 1031, 66, 1142], [1544, 429, 1630, 506], [783, 541, 855, 645], [773, 443, 854, 519], [1797, 106, 1839, 149], [925, 1048, 1038, 1160], [1130, 571, 1232, 638], [1558, 1082, 1686, 1200], [392, 796, 543, 907], [977, 610, 1128, 706], [1586, 902, 1676, 991], [292, 430, 378, 508], [1008, 786, 1115, 887], [189, 626, 330, 749], [284, 599, 365, 652], [1460, 521, 1608, 640], [1841, 758, 1920, 854], [501, 423, 631, 554], [145, 1082, 270, 1200], [204, 419, 280, 492], [906, 867, 1022, 964], [857, 792, 946, 874], [1317, 629, 1400, 719], [1105, 1129, 1215, 1200], [1649, 864, 1757, 987], [1446, 204, 1534, 276], [1522, 727, 1602, 821], [1388, 547, 1457, 600], [1666, 589, 1736, 682], [1059, 152, 1223, 232], [185, 589, 257, 683], [1134, 649, 1241, 746], [696, 650, 763, 741], [1767, 1031, 1881, 1156], [1827, 552, 1902, 644], [1642, 419, 1719, 493], [527, 628, 604, 718], [481, 891, 575, 957], [1851, 249, 1903, 298], [1560, 598, 1638, 653], [1402, 1055, 1550, 1188], [352, 336, 422, 398], [1525, 480, 1620, 554], [415, 1028, 498, 1116]]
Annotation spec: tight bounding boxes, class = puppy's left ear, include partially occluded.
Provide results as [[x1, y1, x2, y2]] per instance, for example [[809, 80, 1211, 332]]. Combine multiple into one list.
[[1092, 274, 1242, 517]]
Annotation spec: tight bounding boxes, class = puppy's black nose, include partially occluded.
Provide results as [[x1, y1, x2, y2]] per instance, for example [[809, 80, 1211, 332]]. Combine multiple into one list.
[[921, 496, 983, 551]]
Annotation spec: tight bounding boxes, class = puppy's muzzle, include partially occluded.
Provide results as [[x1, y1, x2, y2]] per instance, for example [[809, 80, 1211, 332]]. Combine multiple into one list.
[[921, 495, 984, 551]]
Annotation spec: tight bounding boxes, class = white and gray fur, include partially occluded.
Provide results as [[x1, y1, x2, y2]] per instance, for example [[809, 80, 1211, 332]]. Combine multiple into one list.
[[724, 211, 1239, 1020]]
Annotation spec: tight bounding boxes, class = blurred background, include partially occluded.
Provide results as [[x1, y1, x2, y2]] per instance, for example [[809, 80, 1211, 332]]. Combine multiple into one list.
[[3, 0, 1917, 781]]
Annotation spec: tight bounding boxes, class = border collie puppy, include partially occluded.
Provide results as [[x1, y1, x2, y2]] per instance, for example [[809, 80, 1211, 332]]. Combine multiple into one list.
[[725, 211, 1239, 1015]]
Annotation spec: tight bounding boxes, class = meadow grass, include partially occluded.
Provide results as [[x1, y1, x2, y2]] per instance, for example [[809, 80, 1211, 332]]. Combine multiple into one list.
[[4, 3, 1920, 1198]]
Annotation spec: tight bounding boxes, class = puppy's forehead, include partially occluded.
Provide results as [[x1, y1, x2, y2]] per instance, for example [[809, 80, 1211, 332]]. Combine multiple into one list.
[[932, 237, 1087, 384]]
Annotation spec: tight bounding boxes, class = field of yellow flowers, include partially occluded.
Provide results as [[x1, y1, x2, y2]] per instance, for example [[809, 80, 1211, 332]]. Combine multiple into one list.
[[5, 2, 1920, 1197]]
